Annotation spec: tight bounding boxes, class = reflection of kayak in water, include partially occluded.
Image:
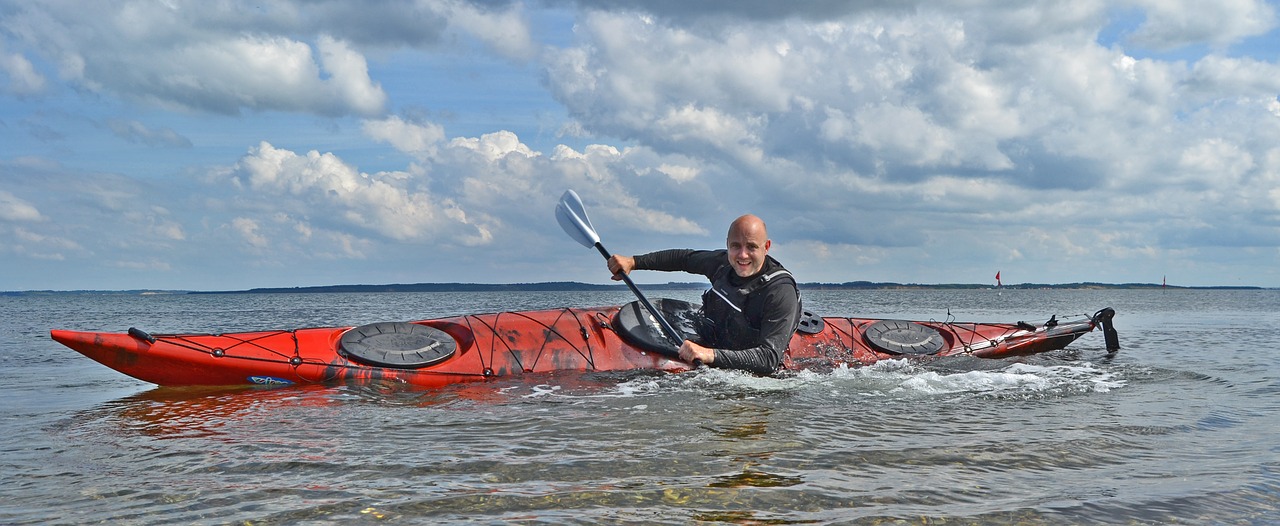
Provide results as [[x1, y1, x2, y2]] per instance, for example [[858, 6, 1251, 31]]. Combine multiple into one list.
[[51, 299, 1119, 388]]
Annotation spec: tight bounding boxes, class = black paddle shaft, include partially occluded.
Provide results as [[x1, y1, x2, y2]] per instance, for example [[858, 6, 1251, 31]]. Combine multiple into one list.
[[593, 242, 685, 346]]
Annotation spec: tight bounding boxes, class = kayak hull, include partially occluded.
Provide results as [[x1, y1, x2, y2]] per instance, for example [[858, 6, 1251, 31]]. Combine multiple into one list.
[[51, 302, 1117, 388]]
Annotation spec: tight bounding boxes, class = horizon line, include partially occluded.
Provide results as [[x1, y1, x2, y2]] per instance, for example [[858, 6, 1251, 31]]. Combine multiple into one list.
[[4, 280, 1272, 295]]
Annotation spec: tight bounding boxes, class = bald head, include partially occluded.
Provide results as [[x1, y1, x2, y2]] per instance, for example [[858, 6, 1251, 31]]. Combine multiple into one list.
[[728, 214, 767, 240], [725, 214, 771, 277]]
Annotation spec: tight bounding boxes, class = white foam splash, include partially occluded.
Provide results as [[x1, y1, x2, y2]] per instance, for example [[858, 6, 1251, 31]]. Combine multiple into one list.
[[823, 359, 1126, 399], [665, 359, 1124, 400], [484, 359, 1125, 403], [522, 384, 563, 398]]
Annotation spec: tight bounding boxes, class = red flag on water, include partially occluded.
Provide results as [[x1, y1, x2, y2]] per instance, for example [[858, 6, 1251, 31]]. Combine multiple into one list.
[[995, 271, 1001, 286]]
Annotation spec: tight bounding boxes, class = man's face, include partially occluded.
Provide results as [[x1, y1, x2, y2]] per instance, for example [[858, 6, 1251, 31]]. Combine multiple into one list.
[[726, 223, 770, 277]]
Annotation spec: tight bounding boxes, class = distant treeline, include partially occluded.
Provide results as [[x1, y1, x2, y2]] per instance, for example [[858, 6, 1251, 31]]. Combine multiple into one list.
[[188, 281, 1264, 294], [5, 281, 1266, 296], [802, 281, 1264, 290], [188, 282, 703, 294]]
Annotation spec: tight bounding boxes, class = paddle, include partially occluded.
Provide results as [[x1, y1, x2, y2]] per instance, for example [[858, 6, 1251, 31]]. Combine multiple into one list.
[[555, 190, 687, 353]]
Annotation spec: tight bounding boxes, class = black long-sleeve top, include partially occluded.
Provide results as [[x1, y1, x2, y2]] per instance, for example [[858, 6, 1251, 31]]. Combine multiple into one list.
[[632, 249, 800, 374]]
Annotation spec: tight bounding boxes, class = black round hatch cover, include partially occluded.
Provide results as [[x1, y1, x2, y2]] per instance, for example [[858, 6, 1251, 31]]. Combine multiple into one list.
[[863, 320, 945, 355], [613, 299, 828, 354], [612, 298, 703, 358], [339, 322, 456, 369], [796, 310, 825, 334]]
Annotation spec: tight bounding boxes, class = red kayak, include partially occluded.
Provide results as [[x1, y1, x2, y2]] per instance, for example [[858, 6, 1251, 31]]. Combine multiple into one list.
[[51, 298, 1120, 388]]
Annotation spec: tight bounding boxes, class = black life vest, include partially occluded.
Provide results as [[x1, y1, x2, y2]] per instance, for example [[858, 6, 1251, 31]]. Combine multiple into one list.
[[697, 259, 798, 350]]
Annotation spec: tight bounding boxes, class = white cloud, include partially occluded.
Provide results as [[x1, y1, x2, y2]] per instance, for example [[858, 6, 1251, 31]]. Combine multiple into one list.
[[8, 226, 79, 261], [852, 103, 960, 167], [105, 119, 193, 148], [229, 141, 492, 244], [0, 190, 43, 221], [141, 206, 187, 241], [314, 35, 386, 116], [1264, 148, 1280, 212], [1127, 0, 1276, 50], [363, 116, 447, 160], [449, 130, 538, 162], [655, 104, 763, 162], [1179, 138, 1254, 185], [0, 47, 45, 95], [0, 1, 535, 117], [656, 163, 700, 183], [111, 258, 172, 271], [445, 0, 535, 59], [231, 217, 269, 249], [546, 144, 709, 236], [1186, 56, 1280, 102], [137, 33, 387, 116]]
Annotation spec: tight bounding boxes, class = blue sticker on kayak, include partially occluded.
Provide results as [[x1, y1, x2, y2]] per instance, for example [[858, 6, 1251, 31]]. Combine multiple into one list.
[[247, 376, 294, 386]]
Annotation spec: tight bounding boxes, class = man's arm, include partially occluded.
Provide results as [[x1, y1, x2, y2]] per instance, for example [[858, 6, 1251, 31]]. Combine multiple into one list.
[[632, 249, 724, 278]]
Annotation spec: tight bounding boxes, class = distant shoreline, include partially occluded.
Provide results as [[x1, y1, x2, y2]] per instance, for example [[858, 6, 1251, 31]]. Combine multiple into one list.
[[3, 281, 1269, 295]]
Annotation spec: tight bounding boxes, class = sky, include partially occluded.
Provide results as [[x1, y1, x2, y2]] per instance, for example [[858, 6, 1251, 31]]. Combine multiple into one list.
[[2, 0, 1279, 291]]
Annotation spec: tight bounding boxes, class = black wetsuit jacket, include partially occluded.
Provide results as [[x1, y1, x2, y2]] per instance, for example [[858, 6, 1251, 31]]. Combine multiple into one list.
[[632, 249, 801, 375]]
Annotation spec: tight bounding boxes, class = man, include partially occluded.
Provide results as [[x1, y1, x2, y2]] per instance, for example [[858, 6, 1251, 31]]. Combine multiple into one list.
[[606, 214, 801, 375]]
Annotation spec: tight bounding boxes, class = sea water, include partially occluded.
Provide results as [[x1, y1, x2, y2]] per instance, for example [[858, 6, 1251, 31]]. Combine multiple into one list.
[[1, 288, 1277, 524]]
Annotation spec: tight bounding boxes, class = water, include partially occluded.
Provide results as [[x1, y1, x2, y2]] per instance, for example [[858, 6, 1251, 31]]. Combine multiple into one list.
[[2, 288, 1278, 524]]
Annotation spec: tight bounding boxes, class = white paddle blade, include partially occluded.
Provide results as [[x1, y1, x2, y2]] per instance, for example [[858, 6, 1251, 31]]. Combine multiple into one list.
[[555, 190, 600, 248]]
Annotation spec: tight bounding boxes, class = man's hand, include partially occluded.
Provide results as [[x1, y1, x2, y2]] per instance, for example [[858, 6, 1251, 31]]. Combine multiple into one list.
[[606, 255, 635, 281], [679, 340, 714, 365]]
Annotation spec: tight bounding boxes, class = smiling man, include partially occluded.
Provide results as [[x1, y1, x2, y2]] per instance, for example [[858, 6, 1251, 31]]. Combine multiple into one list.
[[606, 214, 802, 374]]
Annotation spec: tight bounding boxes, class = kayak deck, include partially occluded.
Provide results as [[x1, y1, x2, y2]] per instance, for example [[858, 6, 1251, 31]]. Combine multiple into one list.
[[51, 300, 1118, 388]]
